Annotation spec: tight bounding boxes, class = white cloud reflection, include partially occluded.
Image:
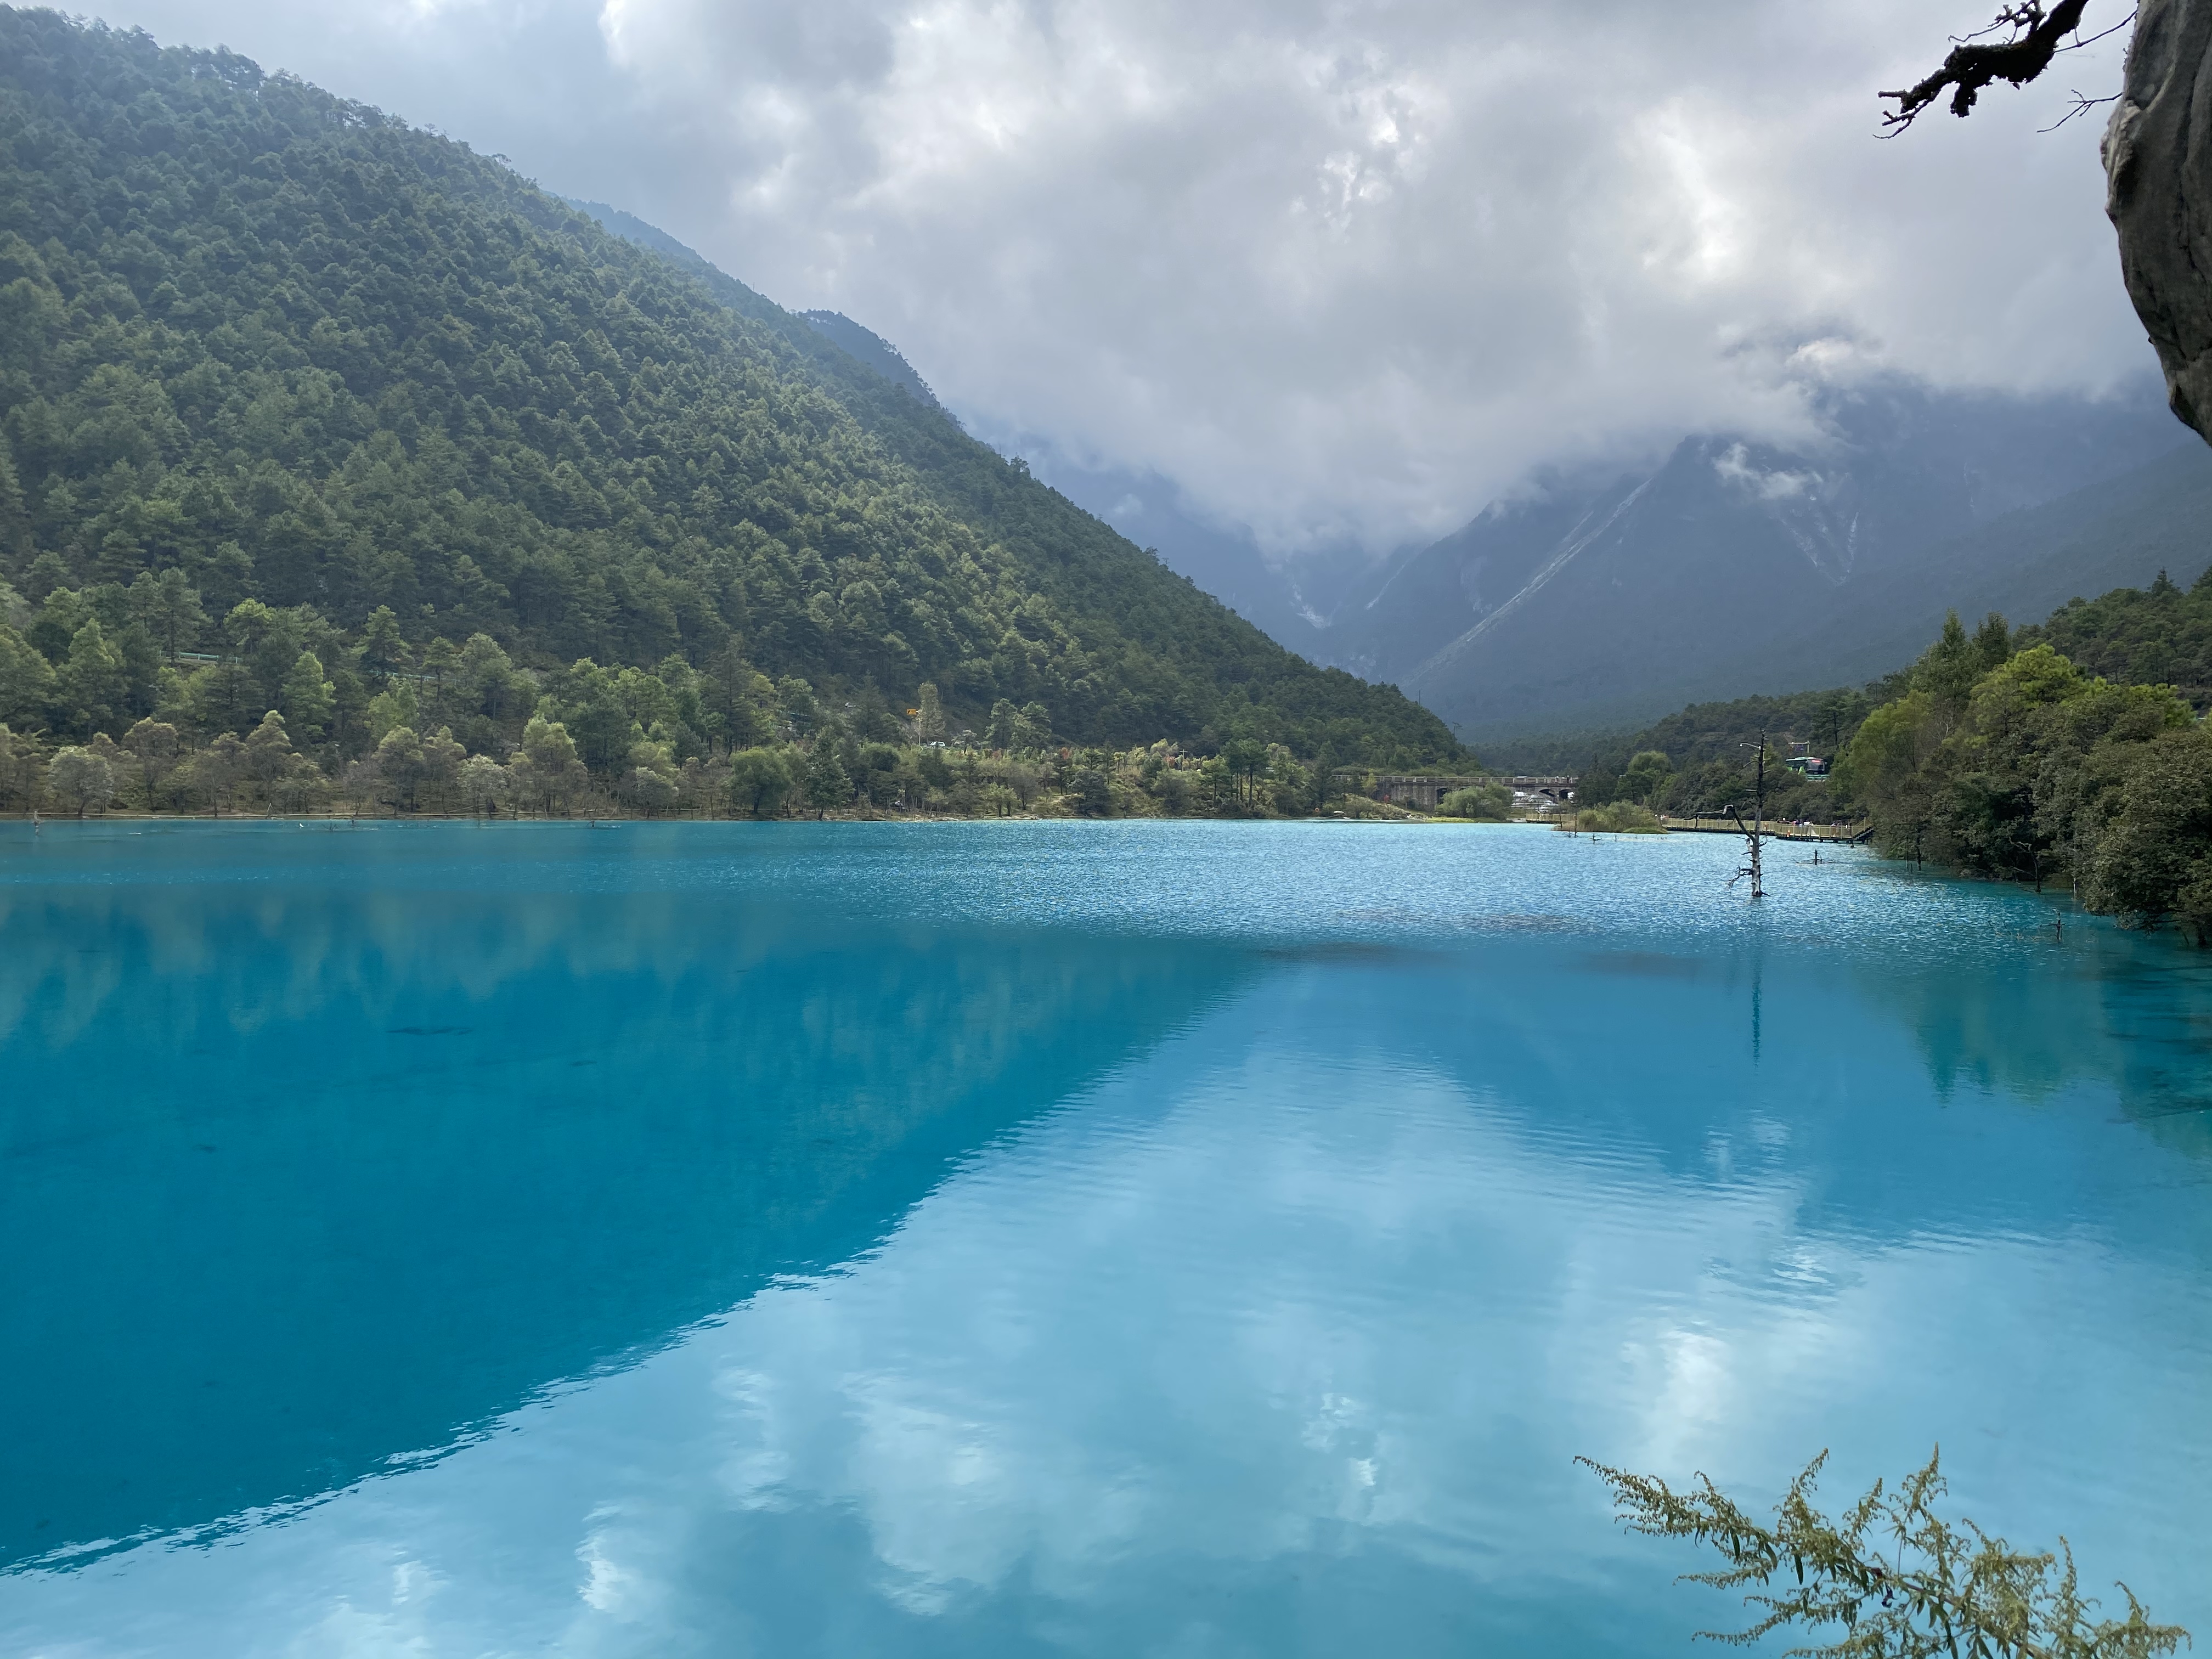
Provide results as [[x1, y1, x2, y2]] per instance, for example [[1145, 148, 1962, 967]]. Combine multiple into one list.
[[5, 968, 2203, 1658]]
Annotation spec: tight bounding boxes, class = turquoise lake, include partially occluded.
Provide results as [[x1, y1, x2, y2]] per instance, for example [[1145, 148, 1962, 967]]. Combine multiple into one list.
[[2, 820, 2208, 1655]]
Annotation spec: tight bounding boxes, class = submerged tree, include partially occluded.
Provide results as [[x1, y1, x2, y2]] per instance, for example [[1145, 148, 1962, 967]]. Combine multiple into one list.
[[1579, 1448, 2187, 1658]]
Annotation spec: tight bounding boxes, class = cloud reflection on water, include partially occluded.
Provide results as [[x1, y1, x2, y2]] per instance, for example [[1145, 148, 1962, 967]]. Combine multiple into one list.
[[6, 933, 2205, 1657], [2, 825, 2208, 1657]]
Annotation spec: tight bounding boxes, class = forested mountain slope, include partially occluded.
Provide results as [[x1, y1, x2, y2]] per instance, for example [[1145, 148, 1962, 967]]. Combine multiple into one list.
[[793, 310, 942, 411], [0, 9, 1457, 764], [2013, 566, 2212, 709], [574, 199, 1376, 657]]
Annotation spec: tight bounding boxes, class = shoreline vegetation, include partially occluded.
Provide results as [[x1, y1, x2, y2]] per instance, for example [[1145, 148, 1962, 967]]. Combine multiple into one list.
[[1567, 570, 2212, 944], [0, 638, 1514, 824]]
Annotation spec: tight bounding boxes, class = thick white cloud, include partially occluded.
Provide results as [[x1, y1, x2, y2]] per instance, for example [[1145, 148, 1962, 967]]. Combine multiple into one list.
[[98, 0, 2154, 552]]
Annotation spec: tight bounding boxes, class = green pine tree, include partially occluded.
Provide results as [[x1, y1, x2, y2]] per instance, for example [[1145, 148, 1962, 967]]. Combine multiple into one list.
[[279, 651, 335, 743], [804, 742, 853, 817]]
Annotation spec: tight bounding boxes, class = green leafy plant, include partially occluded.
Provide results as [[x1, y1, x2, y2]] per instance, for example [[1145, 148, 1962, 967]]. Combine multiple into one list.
[[1439, 781, 1514, 819], [1579, 1449, 2187, 1658], [1572, 800, 1663, 833]]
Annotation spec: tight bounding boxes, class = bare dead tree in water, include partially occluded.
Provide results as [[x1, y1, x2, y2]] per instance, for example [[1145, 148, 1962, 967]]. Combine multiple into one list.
[[1723, 731, 1771, 899]]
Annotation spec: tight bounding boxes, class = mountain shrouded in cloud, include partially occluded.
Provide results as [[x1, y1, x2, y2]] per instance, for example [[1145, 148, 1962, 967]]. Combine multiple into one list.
[[1328, 384, 2211, 740], [87, 0, 2157, 563]]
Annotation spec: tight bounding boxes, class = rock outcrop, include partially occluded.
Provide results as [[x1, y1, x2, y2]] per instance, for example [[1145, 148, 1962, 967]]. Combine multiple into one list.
[[2108, 0, 2212, 441]]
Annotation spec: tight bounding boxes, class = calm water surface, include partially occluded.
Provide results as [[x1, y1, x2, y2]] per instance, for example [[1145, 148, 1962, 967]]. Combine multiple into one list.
[[2, 821, 2208, 1656]]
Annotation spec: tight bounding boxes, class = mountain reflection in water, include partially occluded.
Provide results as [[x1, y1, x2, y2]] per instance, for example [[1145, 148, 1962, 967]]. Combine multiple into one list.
[[0, 821, 2205, 1658], [0, 839, 1249, 1564]]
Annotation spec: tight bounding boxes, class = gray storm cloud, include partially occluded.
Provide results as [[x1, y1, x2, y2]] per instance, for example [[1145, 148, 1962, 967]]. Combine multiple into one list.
[[99, 0, 2153, 554]]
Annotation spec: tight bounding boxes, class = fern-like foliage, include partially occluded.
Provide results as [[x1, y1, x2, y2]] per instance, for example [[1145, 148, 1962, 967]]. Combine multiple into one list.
[[1579, 1449, 2188, 1658]]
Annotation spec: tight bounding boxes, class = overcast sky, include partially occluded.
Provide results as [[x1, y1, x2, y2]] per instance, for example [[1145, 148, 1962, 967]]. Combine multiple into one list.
[[99, 0, 2155, 555]]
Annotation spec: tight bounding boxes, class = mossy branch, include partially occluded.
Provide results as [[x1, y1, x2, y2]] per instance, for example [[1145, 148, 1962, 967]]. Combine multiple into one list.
[[1879, 2, 2097, 129]]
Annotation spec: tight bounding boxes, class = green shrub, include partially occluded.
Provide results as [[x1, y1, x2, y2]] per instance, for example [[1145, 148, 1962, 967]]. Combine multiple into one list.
[[726, 748, 796, 818], [1572, 801, 1662, 833], [1439, 783, 1514, 820]]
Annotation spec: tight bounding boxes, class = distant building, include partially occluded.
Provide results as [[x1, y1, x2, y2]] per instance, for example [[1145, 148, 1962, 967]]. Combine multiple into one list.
[[1507, 776, 1578, 803]]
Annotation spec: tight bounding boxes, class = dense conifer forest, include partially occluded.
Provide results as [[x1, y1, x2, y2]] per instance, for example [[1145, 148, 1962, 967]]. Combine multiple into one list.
[[0, 7, 1460, 819]]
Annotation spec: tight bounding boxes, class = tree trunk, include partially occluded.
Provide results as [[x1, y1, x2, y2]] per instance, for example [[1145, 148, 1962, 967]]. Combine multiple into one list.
[[2108, 0, 2212, 439]]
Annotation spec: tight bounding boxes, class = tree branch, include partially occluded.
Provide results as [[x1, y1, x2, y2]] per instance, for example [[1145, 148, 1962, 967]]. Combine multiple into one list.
[[1880, 2, 2097, 131], [1578, 1449, 2191, 1658], [2040, 89, 2123, 132]]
